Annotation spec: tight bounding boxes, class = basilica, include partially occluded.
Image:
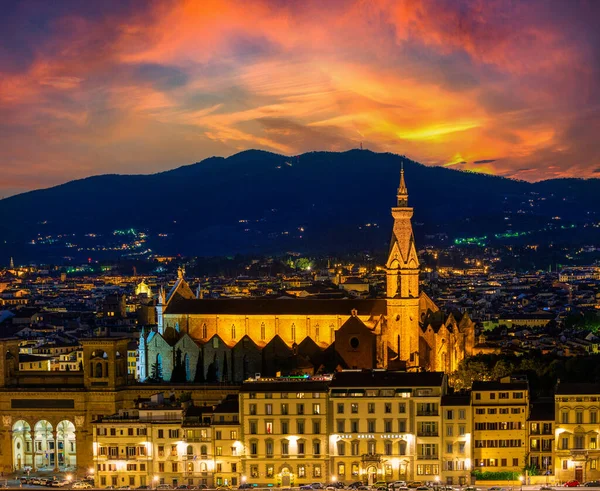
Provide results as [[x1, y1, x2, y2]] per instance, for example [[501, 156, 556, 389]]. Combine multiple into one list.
[[139, 169, 475, 383]]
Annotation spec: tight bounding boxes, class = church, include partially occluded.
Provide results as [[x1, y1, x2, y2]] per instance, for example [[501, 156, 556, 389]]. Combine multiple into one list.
[[139, 168, 475, 383]]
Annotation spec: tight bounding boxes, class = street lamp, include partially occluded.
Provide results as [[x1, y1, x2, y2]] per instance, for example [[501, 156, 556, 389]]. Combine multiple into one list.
[[519, 475, 524, 491], [434, 476, 440, 490], [153, 475, 159, 489]]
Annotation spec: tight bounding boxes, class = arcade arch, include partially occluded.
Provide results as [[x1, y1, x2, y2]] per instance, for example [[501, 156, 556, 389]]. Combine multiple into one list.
[[12, 419, 77, 471]]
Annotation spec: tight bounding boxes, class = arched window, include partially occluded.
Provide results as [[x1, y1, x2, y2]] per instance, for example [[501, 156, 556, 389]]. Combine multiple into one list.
[[200, 445, 207, 457], [184, 354, 191, 382], [367, 440, 376, 455], [200, 462, 207, 472], [95, 362, 103, 378], [231, 324, 236, 340], [399, 440, 407, 455], [260, 323, 265, 340], [187, 445, 194, 455], [202, 323, 207, 339]]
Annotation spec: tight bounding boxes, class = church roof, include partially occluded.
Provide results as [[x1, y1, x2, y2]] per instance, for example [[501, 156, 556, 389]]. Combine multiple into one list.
[[165, 298, 387, 316]]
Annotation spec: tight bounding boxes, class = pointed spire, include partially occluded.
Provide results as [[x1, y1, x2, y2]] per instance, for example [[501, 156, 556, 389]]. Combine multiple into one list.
[[9, 257, 14, 269], [397, 162, 408, 207], [158, 286, 166, 305]]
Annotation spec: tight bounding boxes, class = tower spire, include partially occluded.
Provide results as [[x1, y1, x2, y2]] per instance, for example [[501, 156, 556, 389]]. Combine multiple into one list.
[[397, 162, 408, 207]]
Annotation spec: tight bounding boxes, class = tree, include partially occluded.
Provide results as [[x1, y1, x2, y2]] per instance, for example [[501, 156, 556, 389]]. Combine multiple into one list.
[[171, 348, 186, 383], [150, 362, 163, 382]]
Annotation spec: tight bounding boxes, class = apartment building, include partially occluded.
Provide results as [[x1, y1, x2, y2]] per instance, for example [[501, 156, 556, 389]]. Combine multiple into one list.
[[441, 394, 472, 486], [472, 378, 529, 474], [528, 400, 554, 479], [211, 395, 242, 487], [239, 376, 331, 487], [329, 370, 447, 484], [555, 383, 600, 483]]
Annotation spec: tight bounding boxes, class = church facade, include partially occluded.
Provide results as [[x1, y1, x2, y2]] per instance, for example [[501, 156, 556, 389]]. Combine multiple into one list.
[[139, 169, 475, 383]]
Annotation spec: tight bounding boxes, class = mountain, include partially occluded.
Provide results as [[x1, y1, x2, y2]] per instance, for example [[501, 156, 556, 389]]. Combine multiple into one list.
[[1, 149, 600, 263]]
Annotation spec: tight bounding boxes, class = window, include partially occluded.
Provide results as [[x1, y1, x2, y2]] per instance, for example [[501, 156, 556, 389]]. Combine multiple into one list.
[[562, 437, 569, 450], [513, 458, 519, 467], [266, 440, 273, 457], [385, 441, 392, 456], [368, 441, 376, 455], [351, 441, 359, 456], [459, 409, 466, 419], [337, 403, 344, 414], [281, 421, 289, 434], [265, 422, 273, 434], [297, 420, 305, 434], [337, 441, 346, 456], [297, 403, 305, 415], [475, 408, 485, 415], [266, 465, 274, 478], [475, 393, 481, 400], [281, 441, 289, 456], [592, 411, 598, 424], [250, 441, 258, 456], [249, 404, 257, 415], [352, 463, 360, 477], [499, 392, 509, 399], [562, 412, 569, 424], [458, 425, 466, 436], [563, 460, 568, 470], [513, 392, 524, 399], [313, 421, 321, 434], [230, 430, 237, 439], [266, 404, 272, 415], [298, 440, 305, 455], [298, 465, 306, 478], [399, 403, 406, 413], [351, 403, 358, 414], [250, 465, 258, 478], [351, 420, 359, 433], [384, 420, 392, 433], [313, 403, 321, 415], [368, 403, 375, 414], [172, 463, 178, 473], [446, 443, 453, 454], [576, 411, 583, 424], [490, 393, 496, 400], [399, 440, 407, 455], [446, 425, 453, 437], [158, 429, 164, 439], [314, 465, 322, 478], [215, 431, 222, 440], [368, 420, 375, 432], [446, 410, 454, 420], [216, 446, 222, 456], [281, 403, 288, 415], [385, 403, 392, 413], [591, 437, 597, 450], [574, 435, 584, 449], [250, 421, 257, 435], [313, 440, 321, 456], [338, 463, 345, 476], [458, 442, 465, 454]]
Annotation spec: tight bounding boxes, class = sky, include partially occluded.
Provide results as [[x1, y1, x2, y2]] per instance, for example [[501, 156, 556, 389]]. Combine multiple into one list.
[[1, 0, 599, 198]]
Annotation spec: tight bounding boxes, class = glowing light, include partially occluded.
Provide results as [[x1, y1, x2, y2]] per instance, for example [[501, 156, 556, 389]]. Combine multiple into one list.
[[153, 476, 159, 482]]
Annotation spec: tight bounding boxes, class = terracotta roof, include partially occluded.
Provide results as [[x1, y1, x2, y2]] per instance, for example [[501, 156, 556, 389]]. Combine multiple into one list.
[[330, 370, 445, 388]]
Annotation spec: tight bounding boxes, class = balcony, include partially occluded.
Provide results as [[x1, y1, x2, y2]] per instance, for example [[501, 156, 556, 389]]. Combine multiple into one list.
[[417, 431, 439, 437], [417, 454, 439, 460], [416, 411, 439, 417], [361, 453, 382, 463]]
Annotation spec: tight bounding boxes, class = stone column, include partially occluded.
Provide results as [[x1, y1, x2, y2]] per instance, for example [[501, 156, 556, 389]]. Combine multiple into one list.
[[29, 429, 36, 472], [53, 429, 59, 471]]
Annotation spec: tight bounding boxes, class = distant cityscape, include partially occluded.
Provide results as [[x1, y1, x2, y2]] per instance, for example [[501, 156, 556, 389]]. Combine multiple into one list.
[[2, 172, 600, 490]]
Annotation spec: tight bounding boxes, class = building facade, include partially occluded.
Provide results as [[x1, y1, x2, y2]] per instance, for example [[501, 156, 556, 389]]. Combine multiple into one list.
[[472, 379, 529, 475]]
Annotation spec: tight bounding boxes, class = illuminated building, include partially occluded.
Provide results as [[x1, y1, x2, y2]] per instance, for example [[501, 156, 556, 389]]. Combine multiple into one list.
[[472, 378, 529, 474], [140, 169, 475, 383], [555, 383, 600, 483], [441, 394, 472, 486], [238, 376, 330, 487]]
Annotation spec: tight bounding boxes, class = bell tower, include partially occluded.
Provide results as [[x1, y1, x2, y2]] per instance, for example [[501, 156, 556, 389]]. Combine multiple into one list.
[[385, 164, 421, 365]]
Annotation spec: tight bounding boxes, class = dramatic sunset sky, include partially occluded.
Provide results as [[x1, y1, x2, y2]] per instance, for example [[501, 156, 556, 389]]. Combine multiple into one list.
[[1, 0, 599, 197]]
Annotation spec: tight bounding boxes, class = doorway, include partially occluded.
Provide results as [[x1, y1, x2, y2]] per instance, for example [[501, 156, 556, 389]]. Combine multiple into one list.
[[367, 466, 377, 485], [281, 468, 291, 487], [575, 467, 583, 482]]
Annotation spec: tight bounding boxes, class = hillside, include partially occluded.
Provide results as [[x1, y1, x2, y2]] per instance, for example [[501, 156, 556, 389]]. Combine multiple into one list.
[[1, 149, 599, 262]]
